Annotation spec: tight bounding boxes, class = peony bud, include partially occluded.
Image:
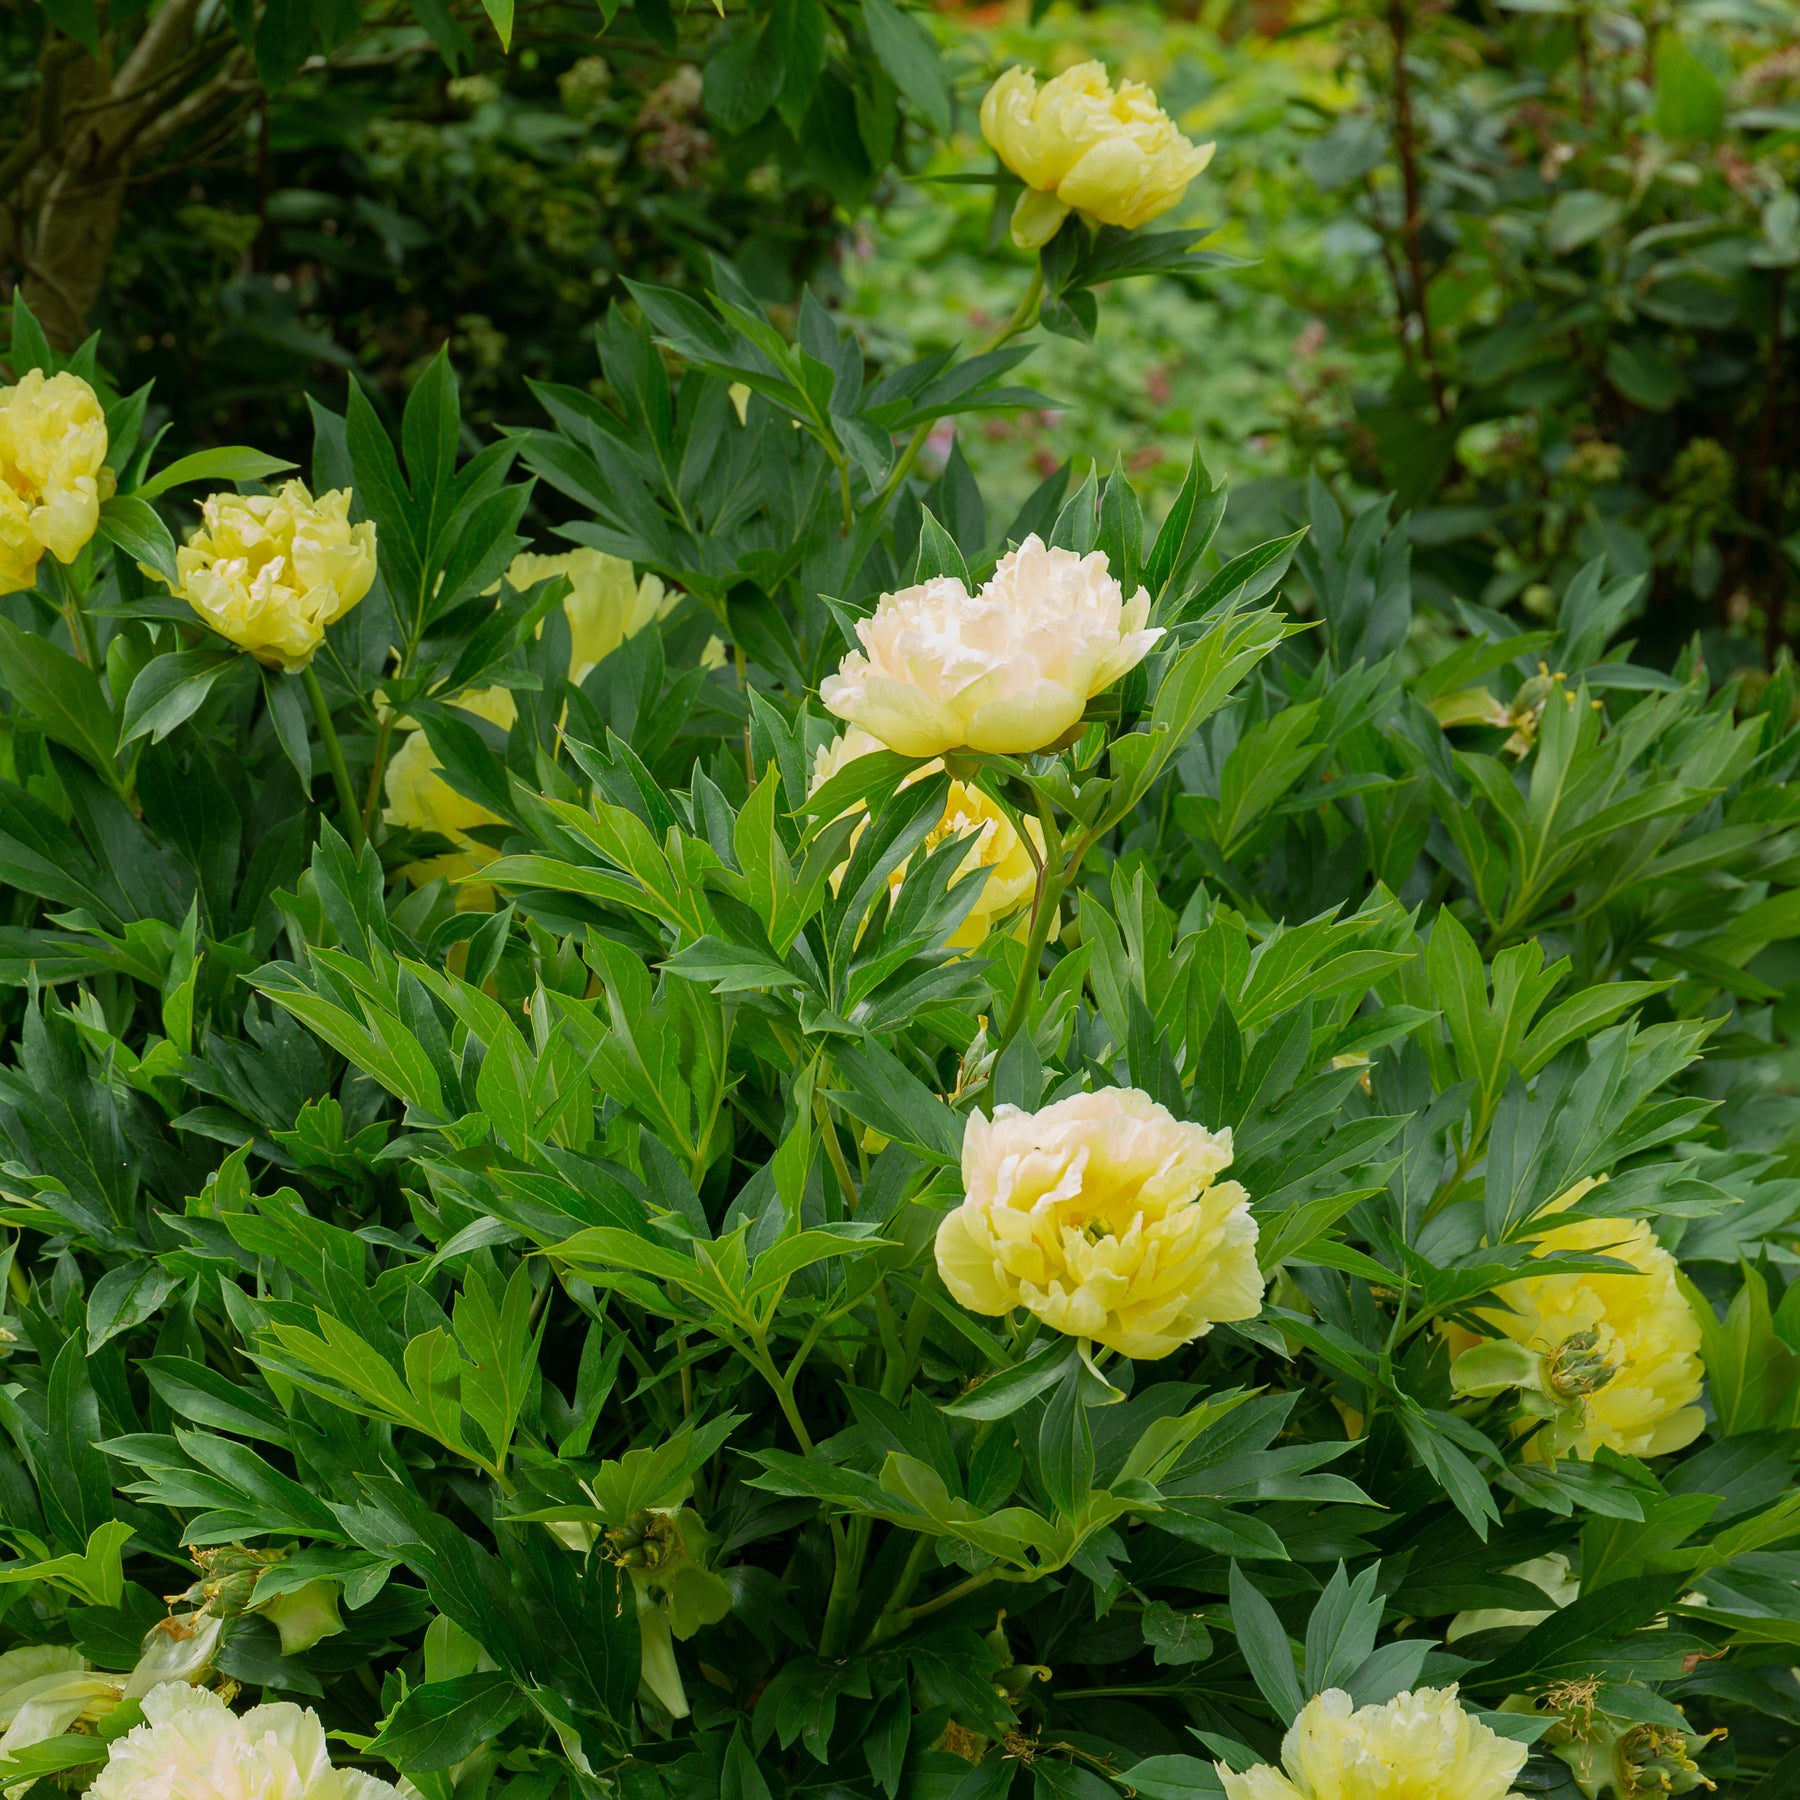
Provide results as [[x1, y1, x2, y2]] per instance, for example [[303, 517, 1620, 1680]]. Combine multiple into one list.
[[980, 62, 1213, 248]]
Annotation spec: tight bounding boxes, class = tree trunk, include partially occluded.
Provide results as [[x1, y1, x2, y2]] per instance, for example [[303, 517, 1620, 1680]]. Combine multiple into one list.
[[4, 0, 213, 351]]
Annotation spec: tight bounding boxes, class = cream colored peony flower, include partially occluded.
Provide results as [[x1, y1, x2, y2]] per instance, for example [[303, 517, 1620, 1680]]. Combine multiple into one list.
[[821, 536, 1159, 758], [0, 1645, 122, 1759], [381, 702, 507, 909], [980, 61, 1214, 248], [91, 1682, 401, 1800], [1452, 1182, 1706, 1460], [1445, 1553, 1578, 1643], [0, 369, 114, 594], [935, 1087, 1262, 1359], [1219, 1685, 1528, 1800], [809, 726, 1044, 949], [168, 483, 376, 671]]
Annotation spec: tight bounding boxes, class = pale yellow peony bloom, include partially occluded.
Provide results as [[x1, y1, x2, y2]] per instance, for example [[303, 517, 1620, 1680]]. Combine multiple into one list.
[[821, 535, 1159, 758], [0, 1645, 123, 1761], [1445, 1553, 1578, 1642], [508, 547, 671, 686], [384, 549, 667, 905], [382, 685, 513, 909], [168, 483, 376, 671], [1219, 1686, 1528, 1800], [810, 726, 1044, 949], [981, 61, 1214, 248], [466, 548, 673, 729], [91, 1682, 400, 1800], [936, 1087, 1262, 1359], [1454, 1184, 1706, 1461], [0, 370, 114, 594]]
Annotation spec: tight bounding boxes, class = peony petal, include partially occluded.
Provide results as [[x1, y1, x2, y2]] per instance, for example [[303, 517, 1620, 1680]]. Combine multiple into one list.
[[934, 1207, 1014, 1315]]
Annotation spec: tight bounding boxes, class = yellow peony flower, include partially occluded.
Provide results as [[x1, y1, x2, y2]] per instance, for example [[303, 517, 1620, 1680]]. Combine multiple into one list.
[[1219, 1685, 1528, 1800], [809, 726, 1044, 949], [821, 535, 1159, 758], [507, 547, 671, 686], [169, 482, 377, 671], [1452, 1185, 1706, 1461], [1445, 1553, 1578, 1642], [91, 1682, 400, 1800], [467, 548, 673, 729], [0, 369, 114, 594], [382, 709, 507, 909], [935, 1087, 1262, 1359], [980, 61, 1214, 249], [0, 1645, 123, 1759], [383, 550, 664, 906]]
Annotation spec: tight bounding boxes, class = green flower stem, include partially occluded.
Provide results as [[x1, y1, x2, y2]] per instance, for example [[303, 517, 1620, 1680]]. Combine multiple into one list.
[[1000, 868, 1061, 1050], [302, 663, 366, 855], [875, 264, 1045, 523], [730, 619, 754, 788], [739, 1329, 816, 1457], [987, 262, 1046, 354], [861, 1533, 934, 1651], [360, 711, 394, 841], [874, 1282, 908, 1401], [837, 454, 855, 537], [996, 805, 1070, 1055], [817, 1095, 861, 1212], [867, 1562, 1031, 1646], [51, 558, 101, 669], [817, 1514, 870, 1658]]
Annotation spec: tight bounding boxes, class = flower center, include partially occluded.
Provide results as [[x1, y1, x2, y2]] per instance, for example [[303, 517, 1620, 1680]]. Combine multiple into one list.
[[1616, 1722, 1710, 1795], [1543, 1327, 1622, 1401], [607, 1509, 685, 1574]]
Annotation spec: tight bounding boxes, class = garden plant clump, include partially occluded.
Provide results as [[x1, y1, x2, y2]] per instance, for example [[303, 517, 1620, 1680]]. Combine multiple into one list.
[[2, 5, 1800, 1799]]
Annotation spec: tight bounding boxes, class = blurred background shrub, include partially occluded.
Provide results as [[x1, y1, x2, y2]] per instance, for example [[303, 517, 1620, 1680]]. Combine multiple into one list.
[[4, 0, 1797, 660]]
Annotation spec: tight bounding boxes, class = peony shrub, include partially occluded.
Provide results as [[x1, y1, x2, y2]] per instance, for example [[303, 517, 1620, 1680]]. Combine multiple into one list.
[[0, 44, 1795, 1800]]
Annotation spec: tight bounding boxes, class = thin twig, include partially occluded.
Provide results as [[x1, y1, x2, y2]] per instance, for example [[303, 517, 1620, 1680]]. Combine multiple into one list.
[[1384, 0, 1447, 421], [1752, 266, 1790, 664]]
